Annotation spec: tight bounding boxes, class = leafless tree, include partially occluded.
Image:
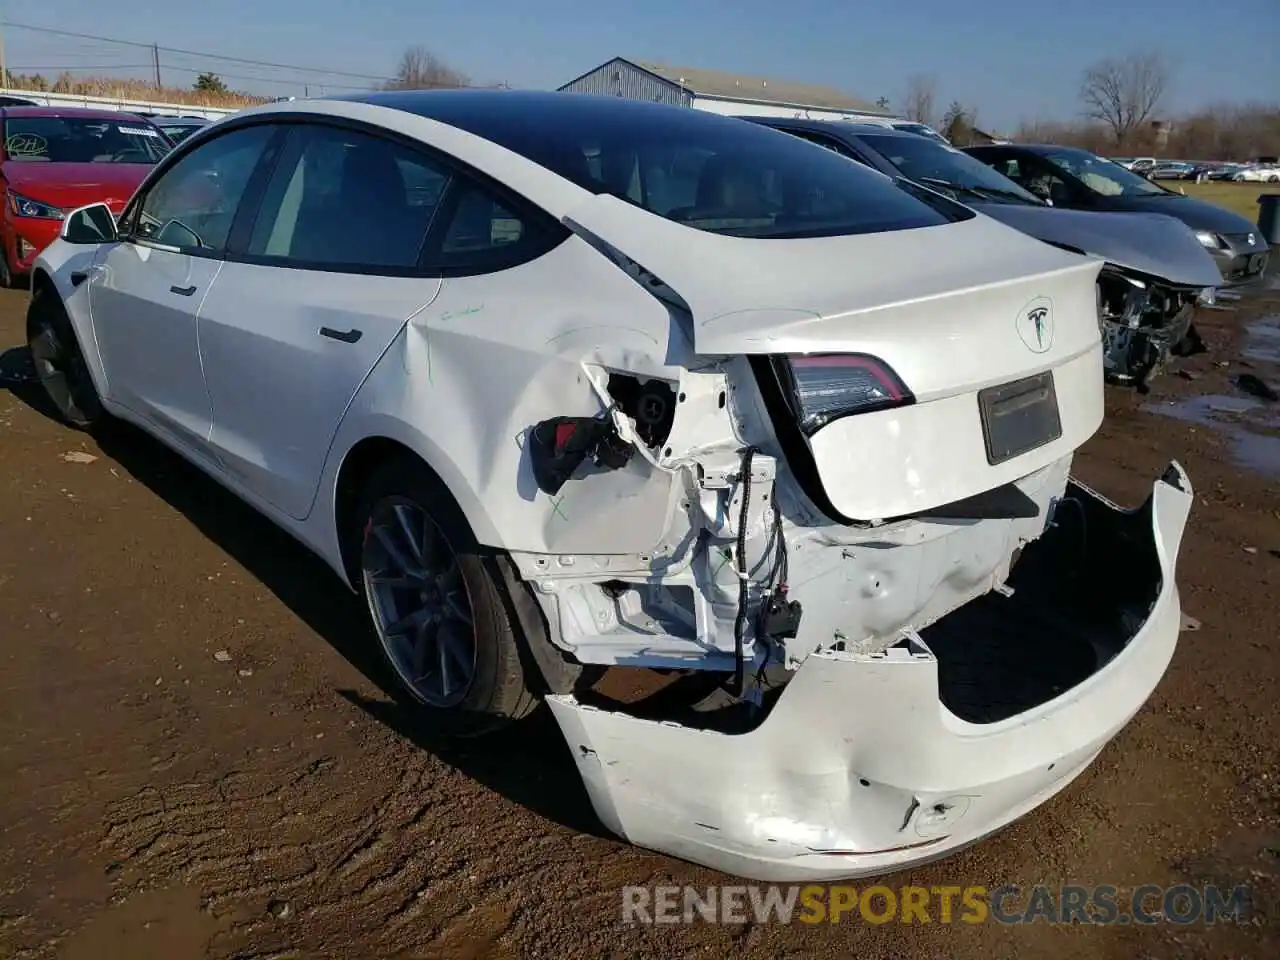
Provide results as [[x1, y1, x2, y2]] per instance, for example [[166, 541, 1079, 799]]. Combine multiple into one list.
[[385, 46, 469, 90], [901, 74, 938, 127], [1079, 52, 1169, 148], [941, 101, 979, 146]]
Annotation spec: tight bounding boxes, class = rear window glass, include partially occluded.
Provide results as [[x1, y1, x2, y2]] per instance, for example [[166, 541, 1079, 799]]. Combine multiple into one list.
[[379, 93, 966, 239]]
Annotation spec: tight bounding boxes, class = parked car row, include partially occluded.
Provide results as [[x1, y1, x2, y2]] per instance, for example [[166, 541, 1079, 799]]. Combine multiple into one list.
[[24, 90, 1211, 883], [963, 143, 1269, 289], [748, 119, 1224, 387], [1115, 155, 1280, 183], [1, 105, 210, 286]]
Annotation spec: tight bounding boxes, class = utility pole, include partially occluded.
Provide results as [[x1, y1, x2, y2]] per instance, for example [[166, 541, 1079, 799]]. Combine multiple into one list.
[[152, 42, 161, 89]]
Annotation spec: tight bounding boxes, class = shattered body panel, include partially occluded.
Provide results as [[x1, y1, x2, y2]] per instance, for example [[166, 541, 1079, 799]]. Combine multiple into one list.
[[550, 467, 1192, 881]]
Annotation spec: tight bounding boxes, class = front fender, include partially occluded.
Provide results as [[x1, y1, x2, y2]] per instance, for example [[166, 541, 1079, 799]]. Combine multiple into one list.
[[31, 239, 111, 397]]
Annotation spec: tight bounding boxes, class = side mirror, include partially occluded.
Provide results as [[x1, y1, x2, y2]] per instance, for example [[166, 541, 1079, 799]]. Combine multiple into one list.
[[60, 203, 118, 244]]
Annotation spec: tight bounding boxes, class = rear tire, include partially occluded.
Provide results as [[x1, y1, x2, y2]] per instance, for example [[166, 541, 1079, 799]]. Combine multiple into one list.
[[354, 457, 538, 737], [26, 286, 106, 430]]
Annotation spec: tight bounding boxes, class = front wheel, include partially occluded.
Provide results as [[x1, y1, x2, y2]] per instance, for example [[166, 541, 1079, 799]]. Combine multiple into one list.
[[26, 287, 106, 430], [355, 458, 538, 736]]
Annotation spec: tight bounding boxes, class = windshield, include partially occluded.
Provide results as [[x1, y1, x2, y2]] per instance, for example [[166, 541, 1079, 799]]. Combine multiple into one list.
[[890, 122, 950, 144], [1040, 146, 1167, 197], [3, 115, 171, 164], [379, 92, 966, 239], [158, 123, 201, 145], [856, 133, 1042, 205]]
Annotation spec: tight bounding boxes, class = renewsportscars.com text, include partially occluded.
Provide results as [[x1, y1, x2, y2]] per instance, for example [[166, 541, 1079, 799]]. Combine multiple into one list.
[[621, 883, 1251, 925]]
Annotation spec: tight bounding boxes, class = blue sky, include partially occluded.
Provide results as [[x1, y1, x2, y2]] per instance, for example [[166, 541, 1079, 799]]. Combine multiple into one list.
[[4, 0, 1277, 129]]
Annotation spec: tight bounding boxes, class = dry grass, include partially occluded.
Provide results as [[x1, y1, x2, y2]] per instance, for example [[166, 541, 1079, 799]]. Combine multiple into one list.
[[1168, 180, 1280, 221], [7, 74, 267, 109]]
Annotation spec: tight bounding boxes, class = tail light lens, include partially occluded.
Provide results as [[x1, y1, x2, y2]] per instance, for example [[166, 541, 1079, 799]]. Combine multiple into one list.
[[779, 354, 912, 434]]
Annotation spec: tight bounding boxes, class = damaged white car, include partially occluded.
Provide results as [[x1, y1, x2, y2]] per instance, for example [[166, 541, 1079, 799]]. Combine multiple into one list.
[[28, 91, 1193, 882]]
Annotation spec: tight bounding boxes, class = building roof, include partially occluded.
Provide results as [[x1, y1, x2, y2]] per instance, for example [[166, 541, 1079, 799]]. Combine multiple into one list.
[[630, 60, 888, 115]]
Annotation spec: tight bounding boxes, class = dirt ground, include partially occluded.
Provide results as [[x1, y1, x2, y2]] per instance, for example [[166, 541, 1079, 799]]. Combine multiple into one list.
[[0, 275, 1277, 960]]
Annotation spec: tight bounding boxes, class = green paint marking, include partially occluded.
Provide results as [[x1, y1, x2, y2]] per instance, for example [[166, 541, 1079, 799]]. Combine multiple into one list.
[[439, 306, 484, 323], [713, 548, 732, 577], [550, 495, 569, 522]]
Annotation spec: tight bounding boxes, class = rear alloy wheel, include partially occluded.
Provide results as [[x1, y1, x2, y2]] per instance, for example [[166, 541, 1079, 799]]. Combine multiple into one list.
[[364, 497, 477, 708], [27, 288, 106, 429], [356, 460, 537, 735]]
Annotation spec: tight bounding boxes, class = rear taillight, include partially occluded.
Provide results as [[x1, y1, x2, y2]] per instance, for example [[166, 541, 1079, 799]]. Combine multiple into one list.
[[778, 354, 912, 433]]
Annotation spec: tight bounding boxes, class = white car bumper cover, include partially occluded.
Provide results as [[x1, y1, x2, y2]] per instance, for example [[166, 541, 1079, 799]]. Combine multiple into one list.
[[548, 464, 1193, 881]]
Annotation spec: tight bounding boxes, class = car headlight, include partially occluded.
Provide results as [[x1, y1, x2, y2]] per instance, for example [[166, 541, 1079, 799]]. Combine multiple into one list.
[[1194, 230, 1223, 249], [7, 191, 65, 220]]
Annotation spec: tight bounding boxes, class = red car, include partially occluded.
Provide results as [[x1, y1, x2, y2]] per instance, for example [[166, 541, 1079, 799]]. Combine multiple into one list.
[[1, 106, 171, 286]]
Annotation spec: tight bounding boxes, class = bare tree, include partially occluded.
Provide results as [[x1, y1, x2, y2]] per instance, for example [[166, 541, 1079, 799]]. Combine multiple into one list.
[[1079, 52, 1169, 148], [385, 46, 469, 90], [941, 101, 979, 146], [901, 74, 937, 126]]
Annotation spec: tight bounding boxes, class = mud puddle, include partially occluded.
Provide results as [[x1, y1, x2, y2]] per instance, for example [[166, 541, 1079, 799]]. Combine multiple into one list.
[[1243, 313, 1280, 364], [1145, 390, 1280, 478]]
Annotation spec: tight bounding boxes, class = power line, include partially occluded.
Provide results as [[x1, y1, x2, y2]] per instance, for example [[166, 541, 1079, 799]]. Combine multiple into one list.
[[9, 64, 154, 71], [2, 20, 392, 83], [158, 62, 381, 90]]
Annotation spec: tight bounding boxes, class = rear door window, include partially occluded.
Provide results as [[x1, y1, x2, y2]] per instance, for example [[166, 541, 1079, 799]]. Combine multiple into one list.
[[424, 176, 563, 274], [245, 124, 449, 271]]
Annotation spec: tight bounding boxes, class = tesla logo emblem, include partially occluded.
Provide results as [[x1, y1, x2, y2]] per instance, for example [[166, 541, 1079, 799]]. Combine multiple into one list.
[[1017, 298, 1054, 354]]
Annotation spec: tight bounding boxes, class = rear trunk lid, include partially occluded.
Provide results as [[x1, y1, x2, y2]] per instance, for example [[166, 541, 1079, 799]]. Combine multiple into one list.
[[565, 195, 1107, 520]]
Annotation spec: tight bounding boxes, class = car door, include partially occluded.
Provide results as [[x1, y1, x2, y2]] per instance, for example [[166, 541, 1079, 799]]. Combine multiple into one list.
[[89, 124, 281, 452], [195, 122, 450, 520]]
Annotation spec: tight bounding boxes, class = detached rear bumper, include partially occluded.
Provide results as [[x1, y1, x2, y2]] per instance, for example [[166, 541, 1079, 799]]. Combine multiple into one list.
[[547, 464, 1193, 882]]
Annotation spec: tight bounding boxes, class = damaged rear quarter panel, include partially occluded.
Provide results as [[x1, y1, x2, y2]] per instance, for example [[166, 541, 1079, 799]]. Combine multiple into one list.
[[337, 232, 701, 556]]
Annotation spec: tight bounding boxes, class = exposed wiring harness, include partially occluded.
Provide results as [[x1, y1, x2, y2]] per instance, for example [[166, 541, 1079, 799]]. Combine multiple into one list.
[[730, 446, 757, 696], [729, 446, 796, 698], [753, 495, 790, 689]]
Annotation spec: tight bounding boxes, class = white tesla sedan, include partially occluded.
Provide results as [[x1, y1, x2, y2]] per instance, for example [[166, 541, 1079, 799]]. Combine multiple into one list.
[[28, 90, 1192, 882]]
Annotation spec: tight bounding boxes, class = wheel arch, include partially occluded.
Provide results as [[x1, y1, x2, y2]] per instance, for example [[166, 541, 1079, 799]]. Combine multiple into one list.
[[330, 424, 503, 585], [29, 266, 58, 311]]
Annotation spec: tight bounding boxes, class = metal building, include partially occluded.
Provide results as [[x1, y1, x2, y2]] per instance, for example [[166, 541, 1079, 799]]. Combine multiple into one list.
[[557, 57, 891, 123]]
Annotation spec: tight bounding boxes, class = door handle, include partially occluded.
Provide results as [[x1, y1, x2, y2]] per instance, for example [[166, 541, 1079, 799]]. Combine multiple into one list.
[[169, 284, 197, 296], [319, 327, 363, 343], [71, 271, 88, 287]]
